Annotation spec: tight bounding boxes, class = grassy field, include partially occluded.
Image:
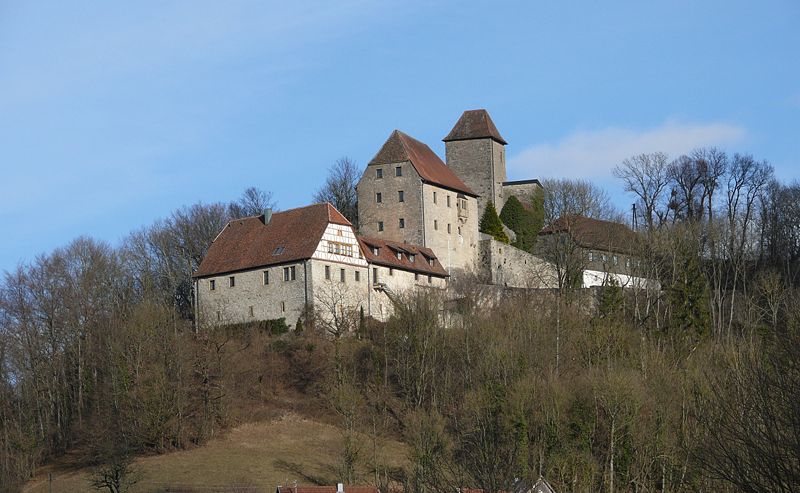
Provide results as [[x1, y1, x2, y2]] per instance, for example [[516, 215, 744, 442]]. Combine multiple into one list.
[[23, 414, 407, 493]]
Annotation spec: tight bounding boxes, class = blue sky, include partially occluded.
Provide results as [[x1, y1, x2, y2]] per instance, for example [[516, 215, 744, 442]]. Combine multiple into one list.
[[1, 0, 798, 273]]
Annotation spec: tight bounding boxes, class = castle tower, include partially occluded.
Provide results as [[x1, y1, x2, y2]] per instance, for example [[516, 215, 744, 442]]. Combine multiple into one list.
[[443, 109, 508, 216]]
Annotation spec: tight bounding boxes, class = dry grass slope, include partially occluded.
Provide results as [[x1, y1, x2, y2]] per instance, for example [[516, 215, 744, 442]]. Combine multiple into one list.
[[23, 414, 407, 493]]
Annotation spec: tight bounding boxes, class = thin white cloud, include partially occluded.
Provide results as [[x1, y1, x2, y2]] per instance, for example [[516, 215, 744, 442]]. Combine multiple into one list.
[[508, 120, 746, 179]]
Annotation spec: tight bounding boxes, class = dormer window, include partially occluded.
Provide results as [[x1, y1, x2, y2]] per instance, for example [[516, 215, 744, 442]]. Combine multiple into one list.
[[273, 246, 285, 255], [428, 258, 434, 267], [408, 254, 415, 262], [396, 251, 402, 260]]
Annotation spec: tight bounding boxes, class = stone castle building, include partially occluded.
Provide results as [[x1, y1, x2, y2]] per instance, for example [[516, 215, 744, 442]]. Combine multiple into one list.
[[193, 109, 647, 327]]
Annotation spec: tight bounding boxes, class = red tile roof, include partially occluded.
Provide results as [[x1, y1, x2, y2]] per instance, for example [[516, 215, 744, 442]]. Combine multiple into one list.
[[357, 236, 448, 277], [443, 109, 507, 145], [539, 214, 638, 254], [276, 486, 378, 493], [369, 130, 477, 197], [193, 203, 351, 278]]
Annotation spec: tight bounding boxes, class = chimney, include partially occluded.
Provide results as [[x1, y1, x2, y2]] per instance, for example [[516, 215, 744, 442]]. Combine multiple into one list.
[[263, 208, 273, 224], [337, 483, 344, 493]]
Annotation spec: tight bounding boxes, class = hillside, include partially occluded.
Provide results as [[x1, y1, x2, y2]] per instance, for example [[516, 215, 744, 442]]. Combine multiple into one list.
[[24, 413, 407, 492]]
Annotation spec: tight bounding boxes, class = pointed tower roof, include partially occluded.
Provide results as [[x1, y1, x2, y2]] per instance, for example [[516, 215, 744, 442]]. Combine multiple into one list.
[[443, 109, 507, 145], [369, 130, 477, 196]]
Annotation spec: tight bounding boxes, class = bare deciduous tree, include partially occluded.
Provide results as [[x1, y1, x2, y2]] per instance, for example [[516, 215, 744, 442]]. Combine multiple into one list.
[[614, 152, 670, 232], [313, 157, 360, 225], [227, 187, 276, 219]]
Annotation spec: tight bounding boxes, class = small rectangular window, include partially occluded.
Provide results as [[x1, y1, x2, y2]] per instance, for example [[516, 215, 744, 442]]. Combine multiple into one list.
[[588, 251, 594, 262], [389, 268, 394, 276], [399, 218, 405, 229], [447, 223, 451, 234], [376, 168, 383, 179], [376, 192, 382, 203], [428, 275, 432, 283], [458, 226, 462, 235], [395, 166, 402, 177], [283, 266, 296, 281], [249, 306, 254, 317], [290, 266, 296, 280], [373, 267, 378, 282], [434, 220, 438, 230], [415, 273, 419, 281], [433, 191, 437, 204], [210, 279, 215, 291], [325, 265, 331, 280], [398, 190, 404, 202], [340, 268, 345, 282], [378, 221, 384, 232], [229, 276, 235, 287], [447, 195, 451, 207], [273, 246, 284, 255], [263, 271, 269, 285], [281, 301, 286, 312], [355, 271, 360, 282], [612, 255, 619, 266]]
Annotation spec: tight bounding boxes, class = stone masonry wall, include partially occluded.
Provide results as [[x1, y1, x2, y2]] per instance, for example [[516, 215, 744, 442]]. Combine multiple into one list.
[[479, 236, 558, 288], [307, 258, 370, 330], [501, 181, 542, 209], [369, 263, 447, 321], [421, 183, 480, 274], [445, 139, 506, 215], [356, 160, 423, 243], [195, 261, 309, 328]]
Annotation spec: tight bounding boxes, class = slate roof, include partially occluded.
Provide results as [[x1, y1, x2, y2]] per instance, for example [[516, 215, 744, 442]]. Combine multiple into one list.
[[275, 487, 378, 493], [193, 203, 351, 278], [539, 214, 638, 254], [357, 236, 449, 277], [443, 109, 508, 145], [369, 130, 477, 197]]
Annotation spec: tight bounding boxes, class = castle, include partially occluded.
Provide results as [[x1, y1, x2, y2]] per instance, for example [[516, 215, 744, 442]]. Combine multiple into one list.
[[193, 110, 648, 327]]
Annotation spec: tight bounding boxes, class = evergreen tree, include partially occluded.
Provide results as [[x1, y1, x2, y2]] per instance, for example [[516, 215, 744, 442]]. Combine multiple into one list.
[[480, 201, 510, 244], [500, 195, 543, 251], [669, 250, 710, 337]]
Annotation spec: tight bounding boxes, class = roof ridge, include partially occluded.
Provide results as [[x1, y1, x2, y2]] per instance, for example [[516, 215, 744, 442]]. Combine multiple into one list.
[[368, 129, 477, 196], [443, 109, 507, 145]]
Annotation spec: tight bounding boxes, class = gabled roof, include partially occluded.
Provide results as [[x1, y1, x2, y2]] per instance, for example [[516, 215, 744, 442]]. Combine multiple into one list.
[[369, 130, 477, 197], [193, 203, 351, 278], [357, 236, 449, 277], [443, 109, 507, 145], [539, 214, 638, 254]]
